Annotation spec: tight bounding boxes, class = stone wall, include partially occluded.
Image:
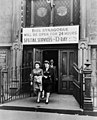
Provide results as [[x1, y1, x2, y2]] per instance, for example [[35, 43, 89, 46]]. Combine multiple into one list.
[[86, 0, 97, 108], [0, 0, 22, 44], [0, 0, 22, 68], [86, 0, 97, 44], [11, 0, 22, 43], [0, 0, 13, 43]]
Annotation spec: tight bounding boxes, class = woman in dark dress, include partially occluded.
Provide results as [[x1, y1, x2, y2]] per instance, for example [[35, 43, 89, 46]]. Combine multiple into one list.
[[42, 60, 52, 104]]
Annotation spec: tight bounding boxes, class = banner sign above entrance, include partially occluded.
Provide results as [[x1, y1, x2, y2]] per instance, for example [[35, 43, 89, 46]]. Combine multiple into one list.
[[23, 26, 79, 45]]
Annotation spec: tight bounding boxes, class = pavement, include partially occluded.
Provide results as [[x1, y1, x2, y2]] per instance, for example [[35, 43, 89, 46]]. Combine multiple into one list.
[[0, 94, 82, 113], [0, 110, 97, 120], [0, 94, 81, 110], [0, 94, 97, 117]]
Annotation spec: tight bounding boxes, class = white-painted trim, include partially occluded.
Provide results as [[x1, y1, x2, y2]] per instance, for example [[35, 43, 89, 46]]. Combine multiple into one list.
[[0, 43, 12, 47], [88, 43, 97, 46]]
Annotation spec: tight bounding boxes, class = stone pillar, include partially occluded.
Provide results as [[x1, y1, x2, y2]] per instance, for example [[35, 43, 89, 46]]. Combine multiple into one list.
[[31, 0, 34, 27], [9, 42, 23, 95], [78, 0, 87, 68], [23, 0, 26, 27], [70, 0, 73, 25], [79, 0, 93, 110], [80, 0, 86, 39], [88, 0, 97, 108], [78, 41, 87, 69], [50, 0, 55, 26], [12, 42, 23, 68], [91, 48, 96, 87], [83, 60, 93, 110], [0, 67, 2, 103], [91, 48, 97, 108], [88, 46, 91, 62], [12, 0, 21, 42]]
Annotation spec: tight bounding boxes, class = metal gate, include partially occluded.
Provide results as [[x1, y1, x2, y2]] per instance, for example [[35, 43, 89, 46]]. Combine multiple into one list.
[[0, 65, 32, 104]]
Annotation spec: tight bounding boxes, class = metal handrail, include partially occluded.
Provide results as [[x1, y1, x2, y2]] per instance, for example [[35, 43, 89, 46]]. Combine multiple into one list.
[[73, 63, 83, 108], [73, 63, 80, 73]]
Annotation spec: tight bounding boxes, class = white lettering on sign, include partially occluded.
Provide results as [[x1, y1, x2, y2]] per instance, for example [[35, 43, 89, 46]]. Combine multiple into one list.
[[23, 26, 79, 45]]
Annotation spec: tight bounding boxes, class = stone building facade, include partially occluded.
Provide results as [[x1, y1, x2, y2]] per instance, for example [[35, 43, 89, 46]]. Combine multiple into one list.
[[0, 0, 97, 109]]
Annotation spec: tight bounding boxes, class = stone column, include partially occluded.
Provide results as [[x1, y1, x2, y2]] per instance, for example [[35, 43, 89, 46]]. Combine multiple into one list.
[[50, 0, 55, 26], [9, 42, 23, 95], [91, 48, 96, 86], [70, 0, 73, 25], [23, 0, 26, 27], [89, 0, 97, 108], [78, 0, 87, 68], [0, 67, 2, 103], [88, 46, 91, 62], [91, 48, 96, 83], [31, 0, 34, 27], [83, 64, 93, 110], [91, 48, 97, 108], [80, 0, 86, 39]]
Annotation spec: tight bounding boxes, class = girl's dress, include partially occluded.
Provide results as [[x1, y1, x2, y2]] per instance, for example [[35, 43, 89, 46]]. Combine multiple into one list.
[[31, 68, 43, 92]]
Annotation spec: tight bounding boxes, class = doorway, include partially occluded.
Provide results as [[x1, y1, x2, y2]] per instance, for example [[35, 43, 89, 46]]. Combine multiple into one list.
[[43, 50, 58, 68], [23, 45, 78, 94]]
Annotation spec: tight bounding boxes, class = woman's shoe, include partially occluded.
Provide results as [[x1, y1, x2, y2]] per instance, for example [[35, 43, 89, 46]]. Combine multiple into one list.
[[36, 99, 40, 103], [45, 99, 49, 104], [45, 101, 49, 104], [42, 96, 44, 99]]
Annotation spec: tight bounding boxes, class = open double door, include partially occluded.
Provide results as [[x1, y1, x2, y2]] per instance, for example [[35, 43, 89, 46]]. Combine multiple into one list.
[[26, 48, 77, 94]]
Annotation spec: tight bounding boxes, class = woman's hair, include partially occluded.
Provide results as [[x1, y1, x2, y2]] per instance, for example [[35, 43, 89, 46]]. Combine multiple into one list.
[[35, 61, 41, 66]]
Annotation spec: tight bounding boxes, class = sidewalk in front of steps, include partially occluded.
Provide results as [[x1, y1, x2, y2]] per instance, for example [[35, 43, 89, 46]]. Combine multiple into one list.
[[0, 94, 97, 116]]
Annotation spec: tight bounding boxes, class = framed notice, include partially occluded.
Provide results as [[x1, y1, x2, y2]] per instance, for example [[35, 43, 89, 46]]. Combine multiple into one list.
[[23, 26, 79, 45], [0, 49, 7, 69]]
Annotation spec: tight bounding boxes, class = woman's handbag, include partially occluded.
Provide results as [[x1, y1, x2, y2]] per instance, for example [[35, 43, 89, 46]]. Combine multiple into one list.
[[35, 76, 42, 84]]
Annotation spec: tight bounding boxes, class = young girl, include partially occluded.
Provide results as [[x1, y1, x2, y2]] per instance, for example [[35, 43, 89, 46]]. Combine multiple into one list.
[[31, 61, 43, 103]]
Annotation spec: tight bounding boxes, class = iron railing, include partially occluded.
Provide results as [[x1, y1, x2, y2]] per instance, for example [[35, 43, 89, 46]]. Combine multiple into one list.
[[73, 63, 83, 109], [73, 63, 97, 110], [0, 65, 32, 104]]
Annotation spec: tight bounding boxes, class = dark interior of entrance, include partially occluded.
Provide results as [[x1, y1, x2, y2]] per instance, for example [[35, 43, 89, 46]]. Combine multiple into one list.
[[43, 50, 58, 93], [43, 50, 58, 68]]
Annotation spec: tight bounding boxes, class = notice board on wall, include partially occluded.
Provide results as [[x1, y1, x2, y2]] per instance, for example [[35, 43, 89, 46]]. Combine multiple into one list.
[[0, 49, 7, 69]]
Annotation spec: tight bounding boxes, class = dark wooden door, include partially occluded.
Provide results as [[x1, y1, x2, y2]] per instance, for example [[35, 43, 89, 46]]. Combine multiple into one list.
[[33, 48, 43, 68], [27, 51, 33, 66], [23, 49, 33, 66], [59, 50, 77, 94]]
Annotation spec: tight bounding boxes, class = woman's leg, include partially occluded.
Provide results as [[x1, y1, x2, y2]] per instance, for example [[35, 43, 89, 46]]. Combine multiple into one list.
[[42, 90, 45, 98], [46, 92, 50, 104], [37, 91, 41, 103]]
